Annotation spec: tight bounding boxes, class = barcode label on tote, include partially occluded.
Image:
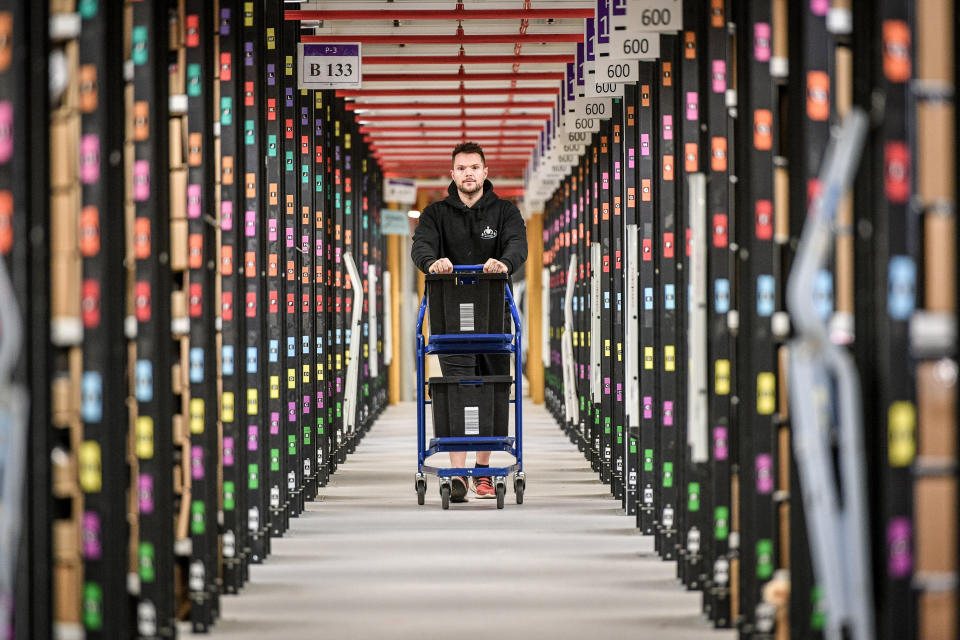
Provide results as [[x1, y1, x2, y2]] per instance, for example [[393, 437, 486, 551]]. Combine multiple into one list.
[[464, 406, 480, 435], [459, 303, 475, 332]]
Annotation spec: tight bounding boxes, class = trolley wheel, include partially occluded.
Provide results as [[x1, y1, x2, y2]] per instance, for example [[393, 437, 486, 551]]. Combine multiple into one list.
[[416, 481, 426, 506], [515, 478, 525, 505], [440, 484, 450, 510], [496, 483, 505, 509]]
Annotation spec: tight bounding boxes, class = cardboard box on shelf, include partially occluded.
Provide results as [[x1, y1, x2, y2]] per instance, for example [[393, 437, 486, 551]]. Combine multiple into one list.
[[51, 186, 79, 254], [170, 218, 188, 272], [917, 0, 955, 84], [915, 475, 957, 573], [918, 103, 956, 204], [919, 590, 957, 640], [50, 252, 82, 323], [52, 376, 73, 427], [53, 559, 81, 624], [50, 111, 79, 190], [170, 167, 186, 220], [53, 519, 80, 561], [169, 117, 184, 169], [924, 211, 956, 313], [171, 289, 187, 324], [917, 360, 957, 458], [52, 450, 78, 498]]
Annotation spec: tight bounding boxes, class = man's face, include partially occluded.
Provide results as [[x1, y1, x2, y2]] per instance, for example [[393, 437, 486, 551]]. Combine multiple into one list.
[[451, 152, 488, 196]]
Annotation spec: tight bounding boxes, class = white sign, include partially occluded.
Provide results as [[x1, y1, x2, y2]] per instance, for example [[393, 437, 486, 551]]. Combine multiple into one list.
[[383, 177, 417, 205], [298, 43, 362, 89], [562, 129, 593, 145], [616, 0, 683, 32], [593, 58, 640, 83], [611, 31, 661, 60], [380, 209, 411, 235], [585, 79, 625, 98]]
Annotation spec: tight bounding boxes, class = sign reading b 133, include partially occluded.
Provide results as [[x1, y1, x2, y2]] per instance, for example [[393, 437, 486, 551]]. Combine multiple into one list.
[[298, 43, 362, 89]]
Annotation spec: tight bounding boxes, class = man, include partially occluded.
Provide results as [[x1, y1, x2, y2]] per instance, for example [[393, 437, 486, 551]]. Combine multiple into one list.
[[411, 141, 528, 502]]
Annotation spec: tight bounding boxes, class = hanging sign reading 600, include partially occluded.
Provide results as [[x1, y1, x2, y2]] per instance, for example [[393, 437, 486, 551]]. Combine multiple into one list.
[[298, 43, 362, 89]]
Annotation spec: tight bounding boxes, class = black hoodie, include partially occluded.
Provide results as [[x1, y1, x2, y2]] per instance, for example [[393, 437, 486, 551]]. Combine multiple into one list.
[[411, 179, 528, 276]]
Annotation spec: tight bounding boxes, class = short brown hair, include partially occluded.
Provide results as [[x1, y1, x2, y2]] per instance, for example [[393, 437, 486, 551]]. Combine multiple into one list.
[[452, 141, 486, 166]]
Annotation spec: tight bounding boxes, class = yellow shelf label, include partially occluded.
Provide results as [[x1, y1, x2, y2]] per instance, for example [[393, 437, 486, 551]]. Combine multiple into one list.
[[79, 441, 102, 493], [136, 416, 154, 459], [715, 359, 730, 395], [644, 347, 654, 370], [664, 345, 675, 372], [190, 398, 205, 434], [270, 375, 280, 399], [757, 372, 776, 415], [247, 388, 258, 415], [222, 392, 234, 423], [888, 401, 916, 467]]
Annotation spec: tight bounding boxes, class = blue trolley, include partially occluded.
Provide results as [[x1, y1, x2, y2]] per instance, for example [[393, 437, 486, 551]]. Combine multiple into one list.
[[415, 265, 525, 509]]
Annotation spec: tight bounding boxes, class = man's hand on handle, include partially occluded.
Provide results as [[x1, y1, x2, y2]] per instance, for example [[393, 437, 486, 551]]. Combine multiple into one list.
[[483, 258, 508, 274], [428, 258, 453, 274]]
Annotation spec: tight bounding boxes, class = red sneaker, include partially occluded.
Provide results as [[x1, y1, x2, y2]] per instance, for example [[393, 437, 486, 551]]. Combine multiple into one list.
[[473, 475, 496, 499]]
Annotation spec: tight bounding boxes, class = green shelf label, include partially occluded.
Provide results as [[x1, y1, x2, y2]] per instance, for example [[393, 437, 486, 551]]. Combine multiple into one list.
[[288, 435, 297, 455], [643, 449, 654, 472], [714, 506, 729, 540], [688, 482, 700, 511], [223, 481, 235, 510], [82, 582, 103, 630], [756, 539, 773, 579], [248, 463, 259, 489], [270, 448, 280, 471], [138, 542, 155, 582], [191, 500, 205, 535], [662, 461, 674, 488]]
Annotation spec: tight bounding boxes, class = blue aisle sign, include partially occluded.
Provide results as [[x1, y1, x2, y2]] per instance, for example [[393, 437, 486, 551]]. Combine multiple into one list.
[[297, 43, 362, 89]]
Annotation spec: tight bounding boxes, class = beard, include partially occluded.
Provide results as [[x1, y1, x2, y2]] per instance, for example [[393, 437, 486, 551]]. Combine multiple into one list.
[[458, 178, 482, 195]]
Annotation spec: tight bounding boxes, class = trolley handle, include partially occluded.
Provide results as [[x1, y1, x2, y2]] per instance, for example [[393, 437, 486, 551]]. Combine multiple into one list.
[[451, 264, 484, 272]]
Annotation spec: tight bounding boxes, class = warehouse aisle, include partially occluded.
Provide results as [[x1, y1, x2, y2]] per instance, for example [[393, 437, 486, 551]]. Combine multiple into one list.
[[187, 401, 734, 640]]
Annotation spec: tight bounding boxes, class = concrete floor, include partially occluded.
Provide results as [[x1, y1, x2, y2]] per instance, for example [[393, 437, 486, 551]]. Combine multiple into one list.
[[188, 400, 734, 640]]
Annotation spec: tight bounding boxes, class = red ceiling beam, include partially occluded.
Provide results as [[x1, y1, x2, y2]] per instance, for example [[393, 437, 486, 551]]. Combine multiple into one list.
[[357, 114, 549, 122], [339, 87, 559, 97], [362, 72, 564, 82], [302, 33, 582, 45], [360, 125, 543, 133], [362, 54, 573, 65], [346, 100, 554, 111], [366, 137, 539, 144], [285, 9, 595, 21], [370, 144, 535, 151]]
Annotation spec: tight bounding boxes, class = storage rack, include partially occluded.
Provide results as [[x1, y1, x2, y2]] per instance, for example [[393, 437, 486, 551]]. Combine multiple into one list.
[[217, 0, 247, 595], [732, 1, 779, 634], [280, 12, 304, 517], [75, 2, 129, 636], [262, 0, 286, 541], [183, 0, 218, 629], [10, 1, 389, 634], [678, 1, 704, 591]]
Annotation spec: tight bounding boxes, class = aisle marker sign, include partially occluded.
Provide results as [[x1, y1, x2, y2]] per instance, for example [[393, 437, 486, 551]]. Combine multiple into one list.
[[297, 43, 362, 89], [612, 0, 682, 31]]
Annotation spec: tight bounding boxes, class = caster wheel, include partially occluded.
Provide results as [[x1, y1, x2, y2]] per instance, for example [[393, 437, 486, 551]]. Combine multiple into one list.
[[496, 483, 505, 509], [416, 480, 426, 506], [515, 478, 525, 505], [440, 484, 450, 510]]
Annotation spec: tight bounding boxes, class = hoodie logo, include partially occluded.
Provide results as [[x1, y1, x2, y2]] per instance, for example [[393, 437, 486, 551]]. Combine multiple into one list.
[[480, 226, 497, 240]]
